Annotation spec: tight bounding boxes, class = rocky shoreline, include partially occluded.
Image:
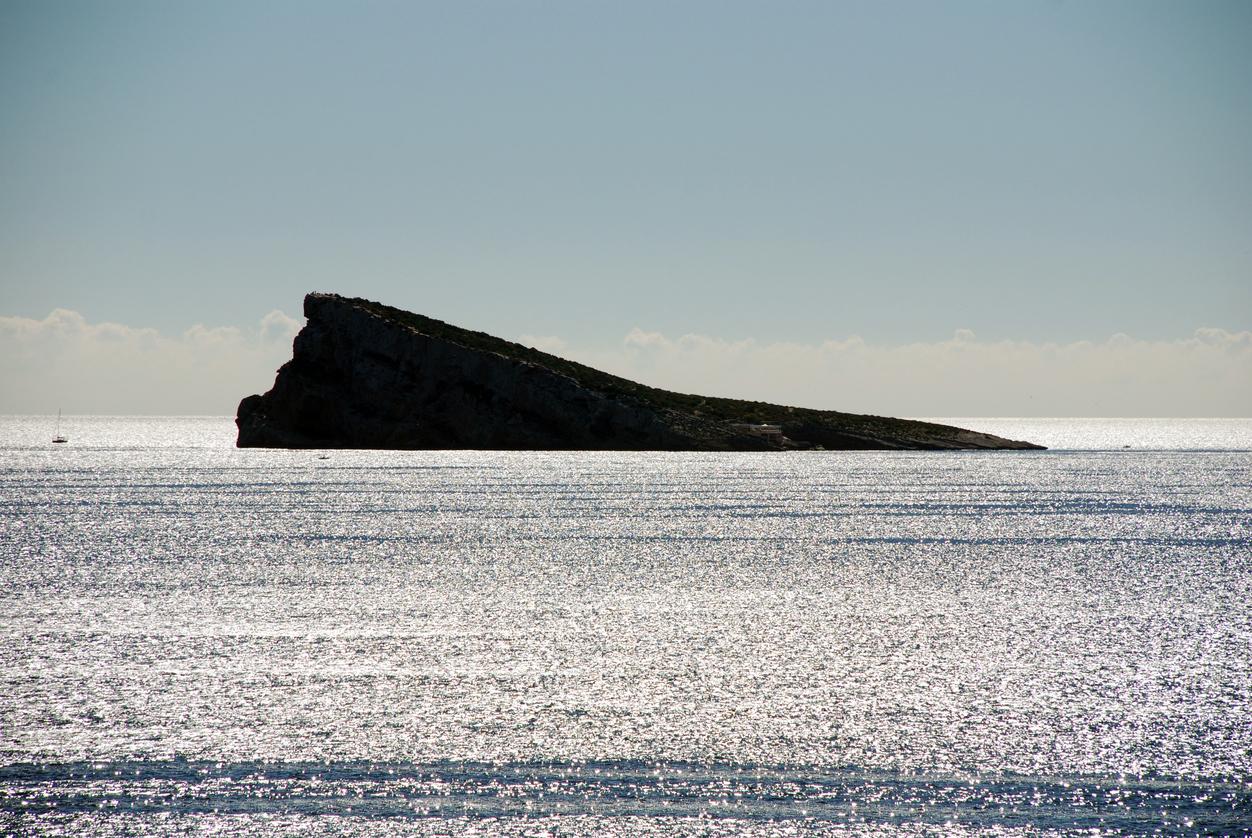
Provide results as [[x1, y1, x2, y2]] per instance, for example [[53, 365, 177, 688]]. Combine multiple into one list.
[[236, 293, 1044, 451]]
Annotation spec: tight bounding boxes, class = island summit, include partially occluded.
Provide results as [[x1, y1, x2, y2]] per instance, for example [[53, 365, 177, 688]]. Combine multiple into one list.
[[236, 293, 1044, 451]]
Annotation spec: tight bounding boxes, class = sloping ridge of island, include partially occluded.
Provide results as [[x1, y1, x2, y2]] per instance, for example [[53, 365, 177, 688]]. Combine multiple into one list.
[[236, 293, 1044, 451]]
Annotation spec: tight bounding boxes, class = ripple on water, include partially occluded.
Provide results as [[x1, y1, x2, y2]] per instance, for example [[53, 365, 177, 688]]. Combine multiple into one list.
[[1, 418, 1250, 835]]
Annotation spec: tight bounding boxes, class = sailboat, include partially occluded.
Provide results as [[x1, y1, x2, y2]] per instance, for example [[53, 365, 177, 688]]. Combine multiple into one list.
[[52, 410, 68, 444]]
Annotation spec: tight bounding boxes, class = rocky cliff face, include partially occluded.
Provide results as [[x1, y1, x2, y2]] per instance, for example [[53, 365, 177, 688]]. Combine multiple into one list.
[[237, 294, 1044, 451]]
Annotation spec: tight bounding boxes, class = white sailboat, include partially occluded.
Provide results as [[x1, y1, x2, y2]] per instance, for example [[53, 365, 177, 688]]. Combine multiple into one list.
[[52, 410, 68, 444]]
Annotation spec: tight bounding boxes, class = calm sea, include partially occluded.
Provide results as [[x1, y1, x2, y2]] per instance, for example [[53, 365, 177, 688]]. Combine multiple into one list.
[[2, 416, 1249, 836]]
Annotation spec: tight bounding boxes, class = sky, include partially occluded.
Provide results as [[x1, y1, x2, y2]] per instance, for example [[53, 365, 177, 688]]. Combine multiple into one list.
[[1, 0, 1249, 416]]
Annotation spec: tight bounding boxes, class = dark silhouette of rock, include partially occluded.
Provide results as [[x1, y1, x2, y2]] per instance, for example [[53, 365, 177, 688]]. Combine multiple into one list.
[[236, 293, 1045, 451]]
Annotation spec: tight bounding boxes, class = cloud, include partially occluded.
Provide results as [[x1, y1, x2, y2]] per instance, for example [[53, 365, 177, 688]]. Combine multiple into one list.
[[517, 334, 568, 355], [2, 309, 1248, 416], [581, 327, 1252, 417], [0, 309, 302, 414], [260, 309, 301, 343]]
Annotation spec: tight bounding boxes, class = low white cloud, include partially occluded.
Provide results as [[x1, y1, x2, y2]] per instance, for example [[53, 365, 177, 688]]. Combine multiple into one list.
[[517, 334, 568, 355], [0, 309, 301, 414], [580, 327, 1252, 417], [2, 309, 1247, 416], [260, 309, 301, 343]]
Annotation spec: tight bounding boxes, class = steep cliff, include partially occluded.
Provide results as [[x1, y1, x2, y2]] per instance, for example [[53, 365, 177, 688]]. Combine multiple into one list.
[[236, 294, 1044, 451]]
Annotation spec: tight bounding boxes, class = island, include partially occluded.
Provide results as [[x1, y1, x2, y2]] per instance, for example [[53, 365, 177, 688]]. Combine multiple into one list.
[[236, 293, 1044, 451]]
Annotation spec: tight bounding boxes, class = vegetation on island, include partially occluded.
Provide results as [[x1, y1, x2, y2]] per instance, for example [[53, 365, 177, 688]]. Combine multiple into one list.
[[344, 295, 1042, 451]]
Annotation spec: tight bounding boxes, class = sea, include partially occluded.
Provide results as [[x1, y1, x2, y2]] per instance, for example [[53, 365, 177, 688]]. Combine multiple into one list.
[[1, 416, 1249, 837]]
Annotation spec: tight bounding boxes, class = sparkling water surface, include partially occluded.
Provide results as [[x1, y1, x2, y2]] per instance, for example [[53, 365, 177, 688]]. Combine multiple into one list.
[[2, 417, 1249, 835]]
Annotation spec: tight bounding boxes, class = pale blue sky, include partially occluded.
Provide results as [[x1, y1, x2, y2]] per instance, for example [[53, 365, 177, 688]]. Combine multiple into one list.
[[1, 0, 1250, 411]]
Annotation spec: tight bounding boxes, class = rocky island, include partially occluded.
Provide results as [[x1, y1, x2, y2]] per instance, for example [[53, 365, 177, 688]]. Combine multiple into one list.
[[236, 293, 1044, 451]]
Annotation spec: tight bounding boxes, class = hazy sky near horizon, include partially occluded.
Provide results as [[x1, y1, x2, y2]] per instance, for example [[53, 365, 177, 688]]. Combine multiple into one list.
[[2, 1, 1249, 415]]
